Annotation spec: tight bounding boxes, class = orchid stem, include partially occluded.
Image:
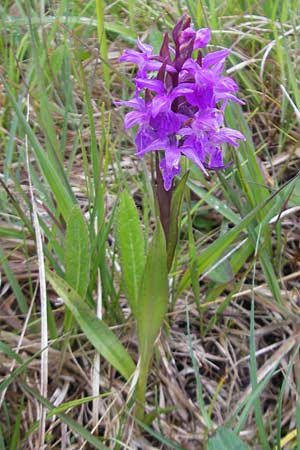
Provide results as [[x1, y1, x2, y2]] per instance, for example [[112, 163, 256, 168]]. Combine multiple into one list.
[[155, 153, 173, 243]]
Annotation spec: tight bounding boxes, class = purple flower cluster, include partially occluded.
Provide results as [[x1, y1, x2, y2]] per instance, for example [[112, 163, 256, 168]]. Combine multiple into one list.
[[119, 15, 246, 190]]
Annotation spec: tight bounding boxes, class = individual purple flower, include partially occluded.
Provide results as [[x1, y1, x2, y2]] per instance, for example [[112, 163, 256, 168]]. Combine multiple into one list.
[[180, 57, 244, 108], [179, 26, 211, 50], [120, 39, 176, 79], [118, 14, 246, 190], [120, 97, 151, 129]]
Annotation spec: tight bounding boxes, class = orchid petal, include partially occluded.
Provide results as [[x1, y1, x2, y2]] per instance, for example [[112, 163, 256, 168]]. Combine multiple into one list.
[[124, 110, 146, 129], [137, 38, 153, 54], [210, 128, 246, 147], [159, 157, 181, 190], [202, 49, 231, 68], [135, 78, 165, 94], [194, 28, 211, 49], [181, 145, 208, 175]]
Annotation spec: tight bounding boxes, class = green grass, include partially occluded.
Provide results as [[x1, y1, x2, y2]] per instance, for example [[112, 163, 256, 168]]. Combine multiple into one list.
[[1, 0, 300, 448]]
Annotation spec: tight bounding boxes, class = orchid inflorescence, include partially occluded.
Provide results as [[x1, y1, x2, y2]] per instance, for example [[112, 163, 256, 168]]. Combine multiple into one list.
[[119, 15, 246, 190]]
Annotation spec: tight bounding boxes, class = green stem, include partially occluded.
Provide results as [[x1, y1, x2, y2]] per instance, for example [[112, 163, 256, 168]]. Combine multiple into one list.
[[95, 0, 110, 90], [135, 355, 151, 421], [155, 154, 173, 243]]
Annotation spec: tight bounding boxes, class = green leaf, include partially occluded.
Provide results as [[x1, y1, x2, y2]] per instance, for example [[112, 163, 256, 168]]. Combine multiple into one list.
[[249, 238, 271, 450], [208, 427, 249, 450], [49, 45, 65, 76], [233, 365, 280, 433], [0, 348, 47, 395], [167, 171, 189, 271], [65, 206, 90, 298], [105, 22, 136, 41], [0, 341, 23, 365], [186, 306, 213, 429], [0, 427, 5, 450], [48, 393, 110, 416], [117, 191, 145, 318], [136, 418, 186, 450], [205, 258, 233, 284], [176, 176, 298, 296], [188, 180, 240, 225], [136, 221, 168, 416], [137, 220, 168, 363], [46, 269, 135, 380], [8, 398, 23, 450], [288, 177, 300, 206], [95, 0, 110, 90], [0, 245, 28, 314]]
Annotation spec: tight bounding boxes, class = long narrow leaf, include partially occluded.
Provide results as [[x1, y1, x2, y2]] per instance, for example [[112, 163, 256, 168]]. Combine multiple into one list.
[[0, 245, 28, 314], [136, 221, 168, 416], [117, 192, 145, 317], [137, 220, 168, 364], [167, 171, 189, 271], [176, 176, 298, 296], [46, 269, 135, 380], [188, 180, 240, 225], [65, 206, 90, 298]]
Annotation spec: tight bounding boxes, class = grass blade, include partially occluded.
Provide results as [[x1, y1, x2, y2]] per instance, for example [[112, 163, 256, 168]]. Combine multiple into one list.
[[0, 245, 28, 314], [188, 180, 240, 225], [250, 225, 271, 449], [8, 398, 23, 450], [177, 176, 298, 296], [0, 75, 76, 221], [136, 418, 186, 450], [95, 0, 110, 90], [186, 304, 213, 429]]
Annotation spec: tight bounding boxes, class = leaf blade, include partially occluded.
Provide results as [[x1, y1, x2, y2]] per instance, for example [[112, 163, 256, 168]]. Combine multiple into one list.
[[177, 176, 298, 296], [137, 220, 168, 360], [117, 191, 145, 317], [208, 427, 249, 450], [167, 171, 189, 271], [46, 269, 135, 380], [136, 221, 168, 416], [65, 206, 90, 298]]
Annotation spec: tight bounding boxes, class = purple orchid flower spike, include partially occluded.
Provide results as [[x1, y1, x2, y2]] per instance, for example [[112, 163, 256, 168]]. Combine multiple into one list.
[[118, 14, 246, 238], [119, 15, 245, 191]]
